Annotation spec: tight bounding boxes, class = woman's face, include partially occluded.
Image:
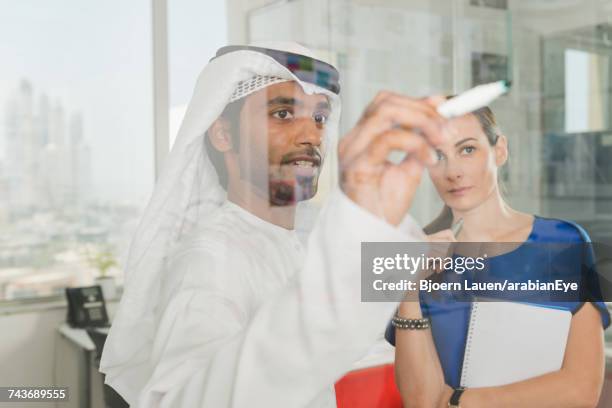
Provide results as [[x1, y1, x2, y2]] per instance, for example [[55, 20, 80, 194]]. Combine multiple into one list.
[[427, 113, 507, 212]]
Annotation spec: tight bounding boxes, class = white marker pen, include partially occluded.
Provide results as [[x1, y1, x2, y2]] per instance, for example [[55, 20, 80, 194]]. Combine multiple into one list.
[[388, 80, 511, 164], [437, 80, 511, 118]]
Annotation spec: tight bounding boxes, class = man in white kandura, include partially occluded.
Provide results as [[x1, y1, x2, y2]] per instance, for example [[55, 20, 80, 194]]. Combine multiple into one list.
[[100, 41, 445, 407]]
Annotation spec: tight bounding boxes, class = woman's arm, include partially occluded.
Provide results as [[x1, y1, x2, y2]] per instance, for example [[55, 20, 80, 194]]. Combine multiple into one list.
[[460, 302, 605, 408], [394, 229, 457, 407], [395, 301, 448, 408], [395, 303, 606, 408]]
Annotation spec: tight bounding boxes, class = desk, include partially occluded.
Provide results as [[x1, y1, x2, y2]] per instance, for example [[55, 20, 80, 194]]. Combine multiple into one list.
[[53, 324, 108, 408]]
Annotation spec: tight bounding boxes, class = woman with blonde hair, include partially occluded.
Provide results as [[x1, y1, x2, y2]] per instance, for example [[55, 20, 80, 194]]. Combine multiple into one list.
[[387, 106, 610, 407]]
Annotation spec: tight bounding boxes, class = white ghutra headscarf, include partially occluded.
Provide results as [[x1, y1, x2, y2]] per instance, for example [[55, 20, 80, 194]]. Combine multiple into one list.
[[99, 41, 341, 403]]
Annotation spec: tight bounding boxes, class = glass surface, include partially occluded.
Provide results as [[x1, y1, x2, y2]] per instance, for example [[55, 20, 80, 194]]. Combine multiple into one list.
[[243, 0, 612, 372], [3, 0, 612, 396], [247, 0, 513, 235]]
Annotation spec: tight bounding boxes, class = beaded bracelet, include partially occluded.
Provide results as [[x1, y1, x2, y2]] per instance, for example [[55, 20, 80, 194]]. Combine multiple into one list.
[[391, 314, 431, 330]]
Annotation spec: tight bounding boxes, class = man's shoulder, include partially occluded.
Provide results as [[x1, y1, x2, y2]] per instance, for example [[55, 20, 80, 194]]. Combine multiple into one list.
[[162, 227, 253, 299], [167, 226, 248, 268], [171, 203, 256, 253]]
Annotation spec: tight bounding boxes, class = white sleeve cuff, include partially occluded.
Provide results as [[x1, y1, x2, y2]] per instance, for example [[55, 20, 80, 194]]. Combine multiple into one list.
[[328, 188, 426, 244]]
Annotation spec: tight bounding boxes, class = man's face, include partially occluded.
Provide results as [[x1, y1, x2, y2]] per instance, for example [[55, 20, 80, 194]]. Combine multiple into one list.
[[237, 81, 331, 205]]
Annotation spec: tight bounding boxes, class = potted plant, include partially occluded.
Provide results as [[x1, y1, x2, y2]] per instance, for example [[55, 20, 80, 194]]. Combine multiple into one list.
[[86, 246, 118, 301]]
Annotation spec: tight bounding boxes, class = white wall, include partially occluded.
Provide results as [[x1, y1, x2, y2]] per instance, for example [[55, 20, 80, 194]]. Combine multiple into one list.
[[0, 306, 65, 408], [0, 301, 117, 408]]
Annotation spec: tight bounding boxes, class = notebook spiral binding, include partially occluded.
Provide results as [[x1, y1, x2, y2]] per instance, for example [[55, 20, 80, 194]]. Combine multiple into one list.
[[460, 301, 480, 387]]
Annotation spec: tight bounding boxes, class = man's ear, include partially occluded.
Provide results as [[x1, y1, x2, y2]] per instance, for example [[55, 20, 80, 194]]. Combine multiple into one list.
[[494, 134, 508, 167], [208, 117, 233, 153]]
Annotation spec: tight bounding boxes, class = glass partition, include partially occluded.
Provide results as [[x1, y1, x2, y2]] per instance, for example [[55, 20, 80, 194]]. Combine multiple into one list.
[[247, 0, 514, 236], [241, 0, 612, 371]]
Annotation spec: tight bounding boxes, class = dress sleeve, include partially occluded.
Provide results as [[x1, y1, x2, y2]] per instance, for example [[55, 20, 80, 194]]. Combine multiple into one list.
[[136, 189, 426, 408], [568, 223, 611, 329], [577, 241, 610, 329]]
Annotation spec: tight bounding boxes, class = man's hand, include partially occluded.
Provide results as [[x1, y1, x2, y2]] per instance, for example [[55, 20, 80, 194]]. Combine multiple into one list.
[[338, 92, 446, 225]]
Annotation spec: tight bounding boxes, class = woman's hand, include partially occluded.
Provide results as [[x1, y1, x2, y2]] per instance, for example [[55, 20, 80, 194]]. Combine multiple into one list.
[[399, 228, 456, 303], [424, 229, 456, 274], [427, 229, 456, 243]]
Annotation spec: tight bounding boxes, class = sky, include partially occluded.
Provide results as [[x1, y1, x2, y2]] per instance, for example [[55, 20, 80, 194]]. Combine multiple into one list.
[[0, 0, 227, 204]]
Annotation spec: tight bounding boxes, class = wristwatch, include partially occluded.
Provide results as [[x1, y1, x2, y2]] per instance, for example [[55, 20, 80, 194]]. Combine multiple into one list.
[[448, 387, 465, 407]]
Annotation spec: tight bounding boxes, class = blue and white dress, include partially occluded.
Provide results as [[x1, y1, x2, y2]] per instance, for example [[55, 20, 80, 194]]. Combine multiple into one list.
[[386, 216, 611, 388]]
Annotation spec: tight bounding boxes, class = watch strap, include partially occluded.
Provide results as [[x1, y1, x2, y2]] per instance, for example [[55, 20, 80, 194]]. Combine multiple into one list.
[[448, 387, 465, 407]]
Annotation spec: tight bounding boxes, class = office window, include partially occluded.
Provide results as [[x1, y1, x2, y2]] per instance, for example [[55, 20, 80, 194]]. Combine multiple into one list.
[[168, 0, 228, 148], [565, 48, 609, 134], [0, 1, 154, 300]]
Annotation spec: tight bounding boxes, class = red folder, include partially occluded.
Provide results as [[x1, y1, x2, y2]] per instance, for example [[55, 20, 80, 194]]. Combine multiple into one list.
[[335, 364, 402, 408]]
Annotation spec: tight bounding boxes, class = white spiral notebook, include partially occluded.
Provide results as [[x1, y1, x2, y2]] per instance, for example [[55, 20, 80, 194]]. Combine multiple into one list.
[[460, 301, 572, 388]]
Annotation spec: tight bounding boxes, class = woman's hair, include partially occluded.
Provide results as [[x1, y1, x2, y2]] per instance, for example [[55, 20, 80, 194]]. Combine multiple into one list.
[[423, 104, 503, 234]]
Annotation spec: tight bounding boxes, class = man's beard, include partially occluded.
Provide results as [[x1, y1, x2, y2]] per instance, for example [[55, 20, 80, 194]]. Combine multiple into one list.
[[269, 146, 322, 206]]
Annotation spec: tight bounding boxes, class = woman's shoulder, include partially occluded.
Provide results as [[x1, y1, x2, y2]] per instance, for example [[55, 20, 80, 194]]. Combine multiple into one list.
[[531, 215, 591, 243]]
